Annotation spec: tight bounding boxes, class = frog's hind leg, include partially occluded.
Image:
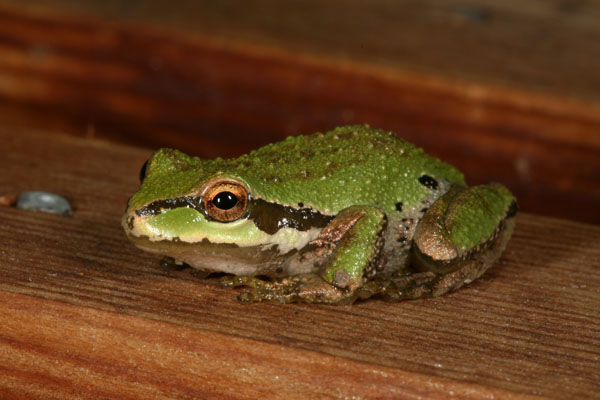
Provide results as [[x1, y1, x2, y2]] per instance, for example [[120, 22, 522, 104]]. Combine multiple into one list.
[[380, 184, 517, 301]]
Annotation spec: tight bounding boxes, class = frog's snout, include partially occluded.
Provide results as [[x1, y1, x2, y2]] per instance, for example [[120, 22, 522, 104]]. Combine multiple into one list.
[[122, 211, 134, 232], [121, 209, 139, 237]]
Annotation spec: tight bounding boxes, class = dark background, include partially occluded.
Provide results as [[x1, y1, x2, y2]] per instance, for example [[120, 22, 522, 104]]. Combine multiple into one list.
[[0, 0, 598, 223]]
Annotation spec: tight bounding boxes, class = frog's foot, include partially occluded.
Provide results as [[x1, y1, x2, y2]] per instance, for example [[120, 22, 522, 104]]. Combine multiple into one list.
[[353, 271, 437, 301], [220, 274, 356, 304], [401, 183, 517, 299]]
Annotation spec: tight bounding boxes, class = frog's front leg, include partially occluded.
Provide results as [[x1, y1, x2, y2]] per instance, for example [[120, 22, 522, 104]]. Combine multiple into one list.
[[223, 206, 387, 304], [383, 183, 517, 301]]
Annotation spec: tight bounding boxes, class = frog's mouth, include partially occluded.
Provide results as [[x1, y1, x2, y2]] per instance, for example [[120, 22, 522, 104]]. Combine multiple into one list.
[[124, 232, 323, 277], [123, 200, 329, 256]]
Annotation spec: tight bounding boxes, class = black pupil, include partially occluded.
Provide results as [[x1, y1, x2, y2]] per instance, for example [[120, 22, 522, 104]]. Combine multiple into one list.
[[213, 191, 238, 210]]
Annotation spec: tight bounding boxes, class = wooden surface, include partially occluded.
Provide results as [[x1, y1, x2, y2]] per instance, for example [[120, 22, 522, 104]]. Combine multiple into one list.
[[1, 130, 599, 399], [3, 0, 600, 101], [0, 1, 598, 223]]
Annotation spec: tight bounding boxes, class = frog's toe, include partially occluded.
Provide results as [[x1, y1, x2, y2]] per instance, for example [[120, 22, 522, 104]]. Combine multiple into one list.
[[219, 275, 238, 288], [236, 283, 296, 303], [221, 276, 277, 303], [220, 275, 263, 288], [361, 271, 434, 301], [237, 290, 259, 303]]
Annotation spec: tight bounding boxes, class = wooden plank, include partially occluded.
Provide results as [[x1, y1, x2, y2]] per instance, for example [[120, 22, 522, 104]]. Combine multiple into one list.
[[0, 291, 536, 400], [3, 0, 600, 102], [1, 129, 599, 399], [0, 3, 598, 224]]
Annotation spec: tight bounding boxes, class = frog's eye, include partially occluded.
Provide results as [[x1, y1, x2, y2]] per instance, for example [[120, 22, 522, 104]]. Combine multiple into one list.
[[202, 179, 249, 222], [139, 160, 149, 183]]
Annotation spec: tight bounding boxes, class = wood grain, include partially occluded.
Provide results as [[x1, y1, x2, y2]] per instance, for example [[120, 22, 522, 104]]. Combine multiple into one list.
[[3, 0, 600, 101], [0, 2, 598, 223], [0, 291, 539, 400], [1, 129, 599, 399]]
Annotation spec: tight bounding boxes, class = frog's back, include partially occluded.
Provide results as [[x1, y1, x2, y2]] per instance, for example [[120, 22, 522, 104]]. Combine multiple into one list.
[[216, 125, 465, 215]]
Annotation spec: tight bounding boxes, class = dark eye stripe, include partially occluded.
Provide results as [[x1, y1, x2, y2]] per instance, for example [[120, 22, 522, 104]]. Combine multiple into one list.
[[248, 199, 334, 234], [418, 175, 438, 190], [136, 196, 201, 217]]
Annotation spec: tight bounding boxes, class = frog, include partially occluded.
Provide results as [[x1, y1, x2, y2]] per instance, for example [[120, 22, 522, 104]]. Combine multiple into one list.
[[122, 125, 517, 304]]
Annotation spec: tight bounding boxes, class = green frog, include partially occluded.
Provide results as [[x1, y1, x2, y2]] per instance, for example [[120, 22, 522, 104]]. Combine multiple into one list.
[[122, 125, 517, 304]]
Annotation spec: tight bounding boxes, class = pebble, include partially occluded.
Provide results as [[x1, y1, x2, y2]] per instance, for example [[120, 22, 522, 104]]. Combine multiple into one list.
[[16, 191, 72, 216]]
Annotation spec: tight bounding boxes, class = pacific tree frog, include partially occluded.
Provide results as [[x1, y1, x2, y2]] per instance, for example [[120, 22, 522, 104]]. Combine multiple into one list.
[[122, 125, 517, 304]]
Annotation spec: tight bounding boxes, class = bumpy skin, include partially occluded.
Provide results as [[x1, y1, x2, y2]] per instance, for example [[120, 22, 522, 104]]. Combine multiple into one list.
[[122, 125, 517, 304]]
